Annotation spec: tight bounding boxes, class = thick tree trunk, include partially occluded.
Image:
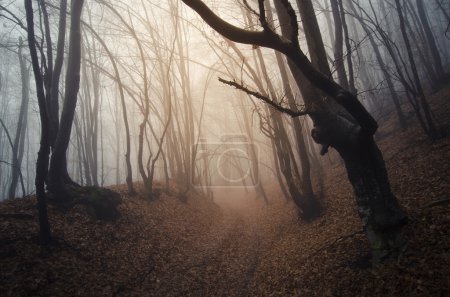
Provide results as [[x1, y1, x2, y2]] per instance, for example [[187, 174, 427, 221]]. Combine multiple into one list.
[[48, 0, 85, 198], [337, 136, 407, 261]]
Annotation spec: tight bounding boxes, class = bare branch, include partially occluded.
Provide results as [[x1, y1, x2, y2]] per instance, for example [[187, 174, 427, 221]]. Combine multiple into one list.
[[183, 0, 378, 134], [0, 5, 27, 30], [242, 0, 259, 18], [218, 77, 308, 117]]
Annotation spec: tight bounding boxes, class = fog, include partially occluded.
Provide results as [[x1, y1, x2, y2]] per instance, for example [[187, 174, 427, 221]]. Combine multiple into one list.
[[1, 0, 450, 294], [0, 0, 449, 208]]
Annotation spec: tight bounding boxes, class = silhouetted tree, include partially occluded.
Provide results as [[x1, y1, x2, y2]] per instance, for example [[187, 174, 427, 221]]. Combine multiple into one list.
[[182, 0, 407, 263], [48, 0, 85, 198], [24, 0, 51, 244]]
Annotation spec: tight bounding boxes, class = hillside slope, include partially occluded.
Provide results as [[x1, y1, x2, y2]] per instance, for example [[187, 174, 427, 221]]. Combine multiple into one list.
[[1, 85, 449, 296]]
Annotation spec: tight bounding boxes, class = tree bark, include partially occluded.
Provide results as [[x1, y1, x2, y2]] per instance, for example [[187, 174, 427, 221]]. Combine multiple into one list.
[[48, 0, 85, 198], [24, 0, 51, 245]]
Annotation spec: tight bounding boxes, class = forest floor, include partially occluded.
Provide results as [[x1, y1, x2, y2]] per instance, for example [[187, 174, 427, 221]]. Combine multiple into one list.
[[1, 85, 450, 296]]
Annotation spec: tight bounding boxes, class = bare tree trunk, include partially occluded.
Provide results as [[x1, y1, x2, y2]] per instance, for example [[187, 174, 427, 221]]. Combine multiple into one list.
[[275, 52, 320, 206], [49, 0, 67, 148], [296, 0, 332, 77], [349, 0, 433, 137], [416, 0, 446, 80], [175, 21, 196, 194], [270, 136, 290, 201], [255, 45, 320, 218], [84, 21, 100, 186], [74, 116, 84, 185], [394, 0, 441, 141], [403, 1, 439, 84], [239, 94, 269, 204], [330, 0, 350, 90], [0, 117, 26, 199], [337, 0, 356, 94], [83, 23, 136, 195], [25, 0, 51, 244], [79, 65, 93, 185], [181, 0, 407, 263], [224, 24, 319, 216], [346, 1, 407, 129], [275, 1, 323, 205], [8, 44, 29, 199], [48, 0, 85, 198]]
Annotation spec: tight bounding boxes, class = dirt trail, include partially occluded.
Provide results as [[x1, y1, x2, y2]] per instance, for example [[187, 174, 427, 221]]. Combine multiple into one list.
[[148, 205, 266, 296], [2, 86, 449, 297]]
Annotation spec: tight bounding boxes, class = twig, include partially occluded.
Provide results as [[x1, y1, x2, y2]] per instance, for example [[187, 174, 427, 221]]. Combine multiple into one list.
[[0, 5, 27, 30], [423, 199, 450, 209], [218, 77, 309, 117], [310, 229, 364, 258], [242, 0, 259, 17]]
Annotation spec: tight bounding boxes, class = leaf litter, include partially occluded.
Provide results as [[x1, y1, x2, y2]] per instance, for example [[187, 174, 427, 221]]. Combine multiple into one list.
[[1, 86, 450, 296]]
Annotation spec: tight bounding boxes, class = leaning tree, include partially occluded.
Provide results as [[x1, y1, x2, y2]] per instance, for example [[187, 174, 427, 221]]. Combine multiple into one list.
[[181, 0, 408, 264]]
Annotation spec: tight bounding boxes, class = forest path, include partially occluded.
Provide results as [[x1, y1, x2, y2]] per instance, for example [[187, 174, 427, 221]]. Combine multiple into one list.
[[2, 85, 450, 297], [150, 203, 267, 296]]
